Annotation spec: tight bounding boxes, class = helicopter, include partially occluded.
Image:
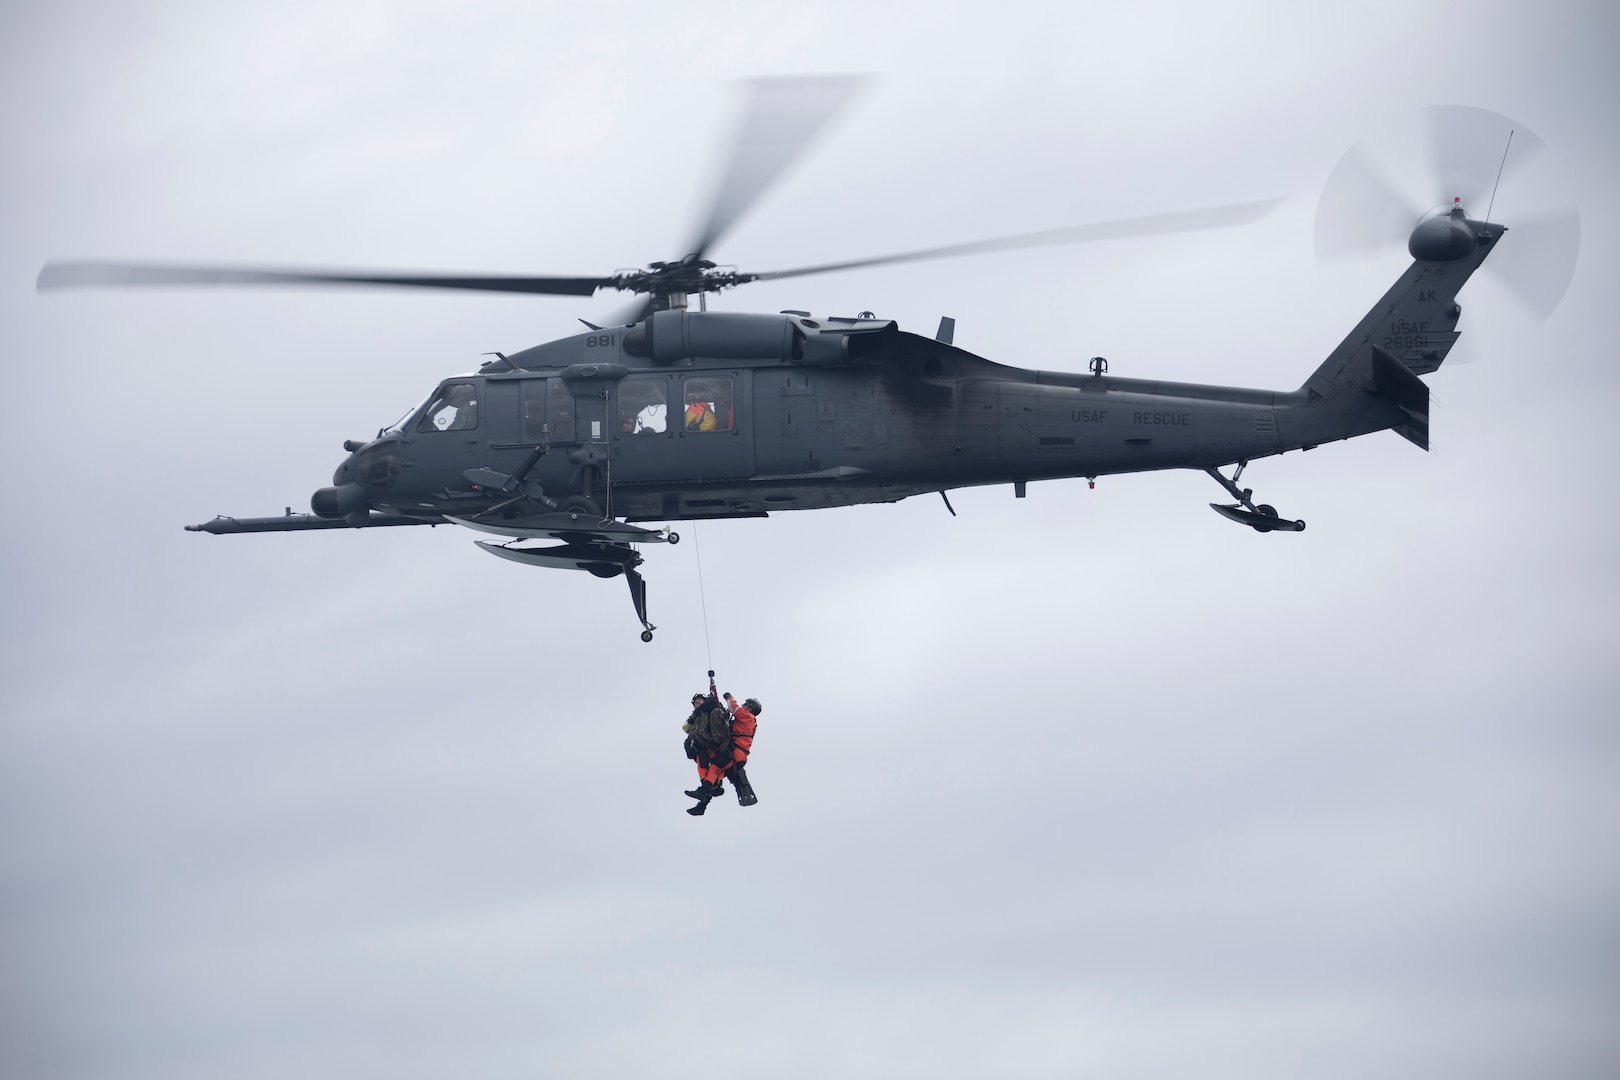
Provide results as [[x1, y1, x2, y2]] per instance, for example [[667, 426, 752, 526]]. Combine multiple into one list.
[[37, 83, 1578, 641]]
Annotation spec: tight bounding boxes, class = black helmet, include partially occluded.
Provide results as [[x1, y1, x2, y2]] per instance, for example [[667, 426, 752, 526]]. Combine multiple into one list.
[[744, 697, 762, 715]]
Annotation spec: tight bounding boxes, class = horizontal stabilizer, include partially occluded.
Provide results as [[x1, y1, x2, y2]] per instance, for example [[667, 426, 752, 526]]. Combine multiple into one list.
[[1370, 343, 1431, 450]]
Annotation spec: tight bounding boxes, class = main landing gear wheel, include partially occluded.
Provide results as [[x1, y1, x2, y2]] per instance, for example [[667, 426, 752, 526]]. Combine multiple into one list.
[[641, 629, 654, 643], [667, 532, 680, 544], [1205, 466, 1307, 533]]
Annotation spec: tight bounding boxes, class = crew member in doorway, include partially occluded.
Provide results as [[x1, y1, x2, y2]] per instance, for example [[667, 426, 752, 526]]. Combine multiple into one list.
[[723, 692, 760, 807], [684, 390, 717, 432], [683, 676, 732, 816]]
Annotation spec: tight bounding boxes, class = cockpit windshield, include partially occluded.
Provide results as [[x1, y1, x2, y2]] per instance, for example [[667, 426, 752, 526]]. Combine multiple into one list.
[[382, 395, 430, 436]]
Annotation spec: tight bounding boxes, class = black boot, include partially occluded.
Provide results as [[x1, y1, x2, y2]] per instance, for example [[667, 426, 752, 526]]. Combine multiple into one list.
[[686, 778, 720, 814], [731, 763, 758, 807]]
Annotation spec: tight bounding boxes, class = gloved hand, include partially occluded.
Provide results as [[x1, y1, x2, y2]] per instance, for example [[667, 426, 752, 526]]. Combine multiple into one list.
[[683, 736, 697, 760]]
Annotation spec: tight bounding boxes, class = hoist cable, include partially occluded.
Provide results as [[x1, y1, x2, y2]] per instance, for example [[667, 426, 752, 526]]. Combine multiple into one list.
[[691, 520, 714, 671]]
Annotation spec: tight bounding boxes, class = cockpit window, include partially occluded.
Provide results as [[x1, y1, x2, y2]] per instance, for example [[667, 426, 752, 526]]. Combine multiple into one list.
[[382, 399, 423, 436], [416, 382, 479, 432]]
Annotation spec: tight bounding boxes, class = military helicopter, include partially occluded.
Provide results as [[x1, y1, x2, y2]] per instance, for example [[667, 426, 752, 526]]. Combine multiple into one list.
[[38, 84, 1578, 641]]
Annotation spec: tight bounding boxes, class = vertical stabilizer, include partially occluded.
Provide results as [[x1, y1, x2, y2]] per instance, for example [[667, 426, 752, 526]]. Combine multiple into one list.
[[1286, 208, 1503, 451]]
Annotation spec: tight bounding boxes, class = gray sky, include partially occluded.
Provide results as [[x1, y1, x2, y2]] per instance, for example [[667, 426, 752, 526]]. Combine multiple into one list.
[[2, 2, 1617, 1077]]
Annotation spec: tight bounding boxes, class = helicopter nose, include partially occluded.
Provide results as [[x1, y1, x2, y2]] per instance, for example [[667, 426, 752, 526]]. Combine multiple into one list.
[[311, 482, 369, 519]]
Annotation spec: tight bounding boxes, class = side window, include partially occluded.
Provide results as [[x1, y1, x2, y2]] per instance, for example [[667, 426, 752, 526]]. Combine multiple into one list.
[[548, 380, 575, 442], [682, 377, 733, 432], [416, 381, 479, 432], [619, 378, 667, 435], [521, 380, 549, 441]]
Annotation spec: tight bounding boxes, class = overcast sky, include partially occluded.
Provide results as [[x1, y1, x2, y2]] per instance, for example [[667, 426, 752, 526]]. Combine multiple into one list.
[[2, 2, 1617, 1078]]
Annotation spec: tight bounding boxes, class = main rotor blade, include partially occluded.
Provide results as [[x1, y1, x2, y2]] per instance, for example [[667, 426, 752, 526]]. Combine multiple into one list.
[[1314, 146, 1420, 261], [684, 75, 868, 260], [37, 261, 612, 297], [604, 295, 655, 327], [750, 198, 1283, 283]]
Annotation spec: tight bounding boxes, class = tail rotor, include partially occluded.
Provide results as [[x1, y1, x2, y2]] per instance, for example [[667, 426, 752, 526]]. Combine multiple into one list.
[[1315, 105, 1580, 322]]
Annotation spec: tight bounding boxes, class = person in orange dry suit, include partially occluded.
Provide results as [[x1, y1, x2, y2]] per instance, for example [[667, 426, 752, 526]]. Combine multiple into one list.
[[722, 692, 760, 807], [683, 392, 717, 432]]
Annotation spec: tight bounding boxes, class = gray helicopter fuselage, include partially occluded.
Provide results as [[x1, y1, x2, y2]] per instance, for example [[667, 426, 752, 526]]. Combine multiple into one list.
[[338, 315, 1328, 523]]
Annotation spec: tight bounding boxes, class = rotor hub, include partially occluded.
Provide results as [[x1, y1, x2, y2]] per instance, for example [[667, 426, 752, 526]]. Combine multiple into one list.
[[613, 257, 758, 308], [1408, 205, 1479, 262]]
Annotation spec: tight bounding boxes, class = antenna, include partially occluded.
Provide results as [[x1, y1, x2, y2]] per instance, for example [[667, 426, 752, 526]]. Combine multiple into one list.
[[1486, 130, 1514, 224]]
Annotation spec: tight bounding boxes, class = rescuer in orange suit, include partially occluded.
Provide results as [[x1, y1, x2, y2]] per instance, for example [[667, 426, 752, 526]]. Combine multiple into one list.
[[722, 692, 760, 806], [684, 392, 717, 432]]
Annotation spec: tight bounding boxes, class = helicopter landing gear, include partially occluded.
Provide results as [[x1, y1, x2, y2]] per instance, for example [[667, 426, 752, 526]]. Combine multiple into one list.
[[627, 567, 656, 643], [665, 530, 681, 544], [471, 526, 659, 640], [554, 494, 605, 519], [1206, 462, 1306, 533]]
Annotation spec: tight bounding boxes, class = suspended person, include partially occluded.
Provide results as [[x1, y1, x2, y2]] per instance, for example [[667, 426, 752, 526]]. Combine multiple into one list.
[[722, 692, 761, 807], [680, 691, 718, 792], [682, 675, 732, 816]]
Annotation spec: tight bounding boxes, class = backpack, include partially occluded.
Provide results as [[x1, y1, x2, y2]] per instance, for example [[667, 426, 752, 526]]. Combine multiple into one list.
[[698, 702, 733, 749]]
